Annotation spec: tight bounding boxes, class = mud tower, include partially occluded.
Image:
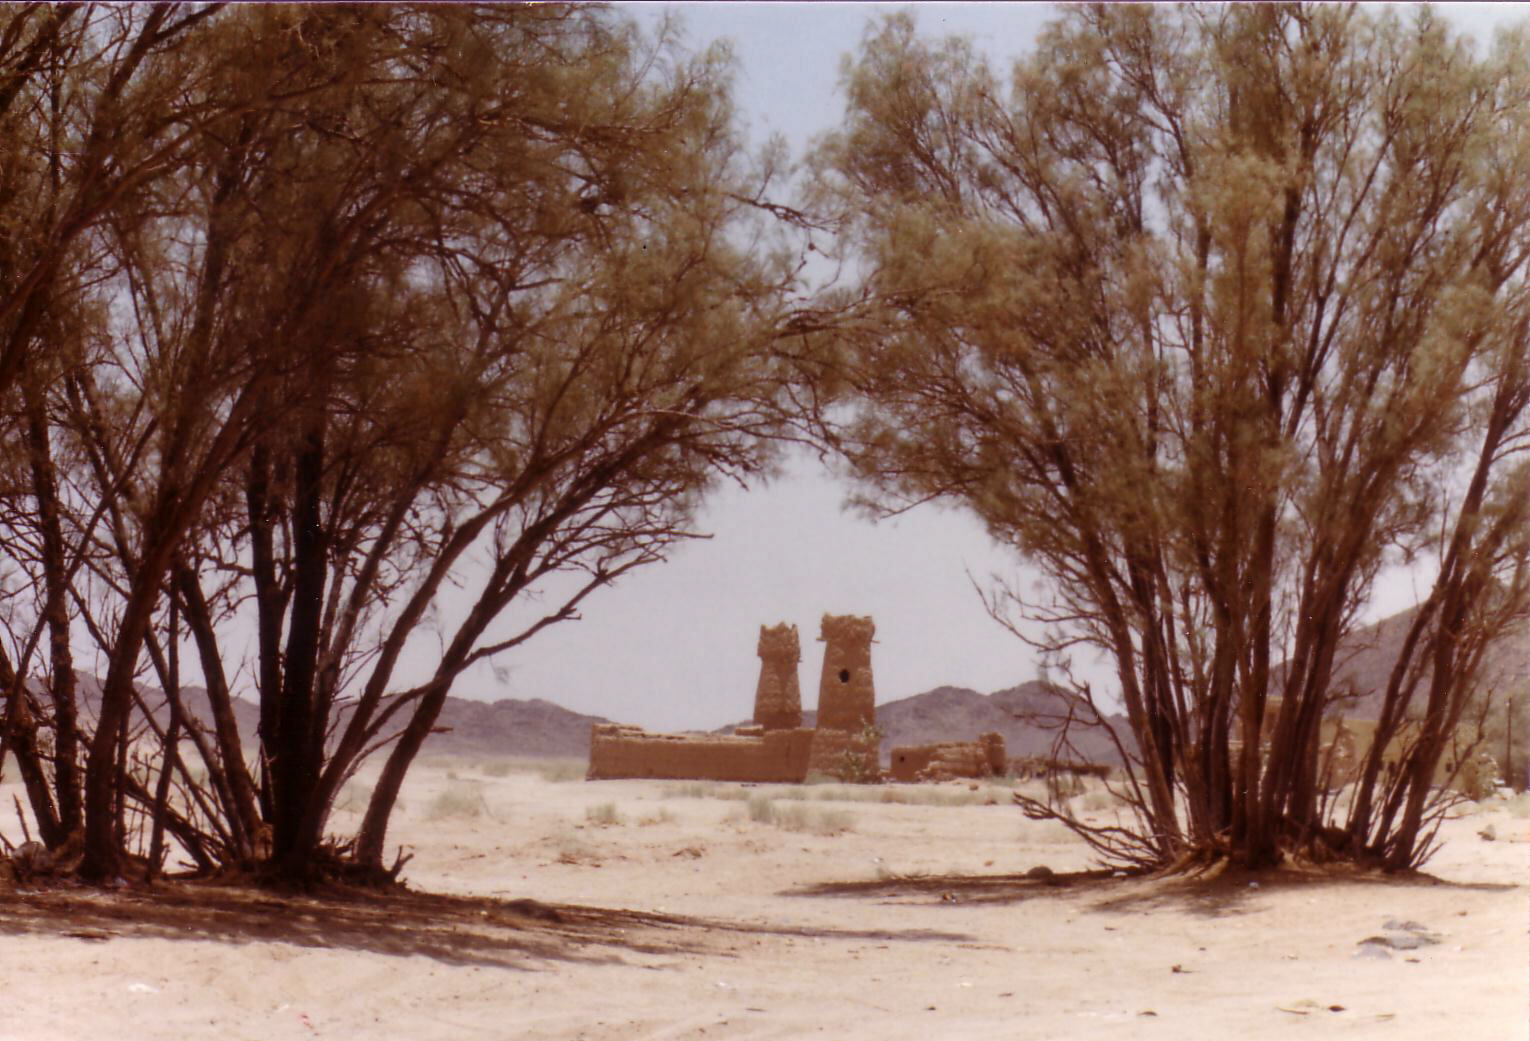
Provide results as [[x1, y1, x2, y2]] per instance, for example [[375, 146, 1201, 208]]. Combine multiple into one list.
[[752, 623, 803, 731], [815, 613, 876, 732]]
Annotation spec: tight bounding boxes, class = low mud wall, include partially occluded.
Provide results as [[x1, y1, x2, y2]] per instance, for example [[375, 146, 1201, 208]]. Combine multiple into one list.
[[587, 724, 815, 782], [890, 732, 1007, 782]]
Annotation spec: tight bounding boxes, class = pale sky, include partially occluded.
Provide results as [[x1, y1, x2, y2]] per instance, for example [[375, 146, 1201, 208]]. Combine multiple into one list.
[[462, 2, 1530, 733]]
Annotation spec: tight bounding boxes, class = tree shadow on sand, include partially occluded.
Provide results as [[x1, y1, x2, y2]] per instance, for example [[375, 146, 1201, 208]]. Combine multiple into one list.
[[0, 883, 974, 970], [788, 866, 1518, 918], [1089, 869, 1520, 919], [788, 868, 1125, 907]]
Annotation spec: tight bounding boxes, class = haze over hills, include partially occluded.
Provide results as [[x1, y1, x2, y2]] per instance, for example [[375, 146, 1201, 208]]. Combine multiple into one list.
[[54, 605, 1530, 765], [70, 675, 613, 760], [717, 680, 1134, 766]]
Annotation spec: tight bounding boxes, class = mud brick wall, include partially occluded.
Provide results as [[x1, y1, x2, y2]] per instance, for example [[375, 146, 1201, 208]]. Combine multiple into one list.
[[890, 732, 1007, 782], [586, 724, 814, 782], [753, 623, 803, 731], [980, 732, 1007, 775], [804, 727, 853, 777], [1011, 756, 1111, 781], [816, 614, 876, 732], [889, 744, 937, 783]]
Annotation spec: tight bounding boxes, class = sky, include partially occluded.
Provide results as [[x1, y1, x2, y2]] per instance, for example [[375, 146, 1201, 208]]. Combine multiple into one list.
[[458, 2, 1530, 734]]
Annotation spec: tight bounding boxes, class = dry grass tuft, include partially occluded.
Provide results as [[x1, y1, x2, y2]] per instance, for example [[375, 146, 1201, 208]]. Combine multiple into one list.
[[742, 796, 855, 835], [427, 781, 488, 820], [585, 802, 623, 826]]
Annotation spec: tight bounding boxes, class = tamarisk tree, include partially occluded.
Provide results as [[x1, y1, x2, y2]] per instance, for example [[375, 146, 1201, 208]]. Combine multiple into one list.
[[810, 4, 1530, 871], [0, 4, 802, 885]]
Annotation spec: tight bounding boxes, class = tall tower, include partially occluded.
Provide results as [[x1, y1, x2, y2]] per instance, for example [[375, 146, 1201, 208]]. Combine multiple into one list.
[[752, 623, 803, 731], [816, 613, 876, 732]]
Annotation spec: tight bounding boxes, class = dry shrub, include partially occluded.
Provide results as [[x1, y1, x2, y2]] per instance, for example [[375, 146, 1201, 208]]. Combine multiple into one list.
[[554, 832, 600, 865], [585, 802, 623, 826], [746, 798, 854, 835], [427, 781, 487, 820], [532, 759, 588, 783], [806, 809, 856, 835], [334, 781, 375, 813], [1073, 789, 1117, 813], [662, 782, 750, 801]]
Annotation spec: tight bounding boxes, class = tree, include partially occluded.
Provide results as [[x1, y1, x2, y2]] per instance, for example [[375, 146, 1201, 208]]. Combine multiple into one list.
[[0, 3, 259, 879], [0, 4, 802, 885], [809, 4, 1530, 871]]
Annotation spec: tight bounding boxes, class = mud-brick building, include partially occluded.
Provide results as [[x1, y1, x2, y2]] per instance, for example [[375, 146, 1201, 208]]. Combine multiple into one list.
[[587, 615, 879, 782]]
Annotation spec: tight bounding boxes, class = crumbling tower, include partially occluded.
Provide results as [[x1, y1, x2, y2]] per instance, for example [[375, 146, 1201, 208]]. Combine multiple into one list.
[[752, 623, 803, 731], [815, 613, 876, 732]]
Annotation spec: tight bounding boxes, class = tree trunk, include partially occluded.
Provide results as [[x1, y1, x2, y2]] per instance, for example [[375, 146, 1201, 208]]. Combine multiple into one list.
[[25, 382, 81, 836], [271, 420, 329, 875]]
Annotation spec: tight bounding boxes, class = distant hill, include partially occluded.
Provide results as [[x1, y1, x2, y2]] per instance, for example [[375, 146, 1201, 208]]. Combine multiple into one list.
[[426, 697, 612, 757], [70, 675, 610, 759], [723, 680, 1133, 766], [1284, 607, 1530, 720], [876, 681, 1133, 765], [52, 604, 1527, 770]]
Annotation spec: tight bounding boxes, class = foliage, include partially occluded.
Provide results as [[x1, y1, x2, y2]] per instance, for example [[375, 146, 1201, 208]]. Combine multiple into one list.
[[809, 3, 1530, 871], [837, 722, 885, 784], [0, 4, 804, 885]]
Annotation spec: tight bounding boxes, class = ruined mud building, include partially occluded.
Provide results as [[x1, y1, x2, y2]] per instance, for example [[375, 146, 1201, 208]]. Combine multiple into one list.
[[586, 614, 882, 782], [889, 732, 1009, 783]]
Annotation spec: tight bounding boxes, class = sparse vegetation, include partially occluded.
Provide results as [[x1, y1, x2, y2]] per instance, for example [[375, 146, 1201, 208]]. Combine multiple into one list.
[[740, 796, 856, 835], [334, 781, 384, 815], [1072, 789, 1119, 815], [660, 780, 1023, 808], [662, 782, 751, 802], [529, 760, 589, 784], [552, 831, 600, 866], [426, 783, 488, 821], [837, 723, 885, 784], [805, 809, 857, 836], [747, 794, 778, 824], [585, 802, 623, 826]]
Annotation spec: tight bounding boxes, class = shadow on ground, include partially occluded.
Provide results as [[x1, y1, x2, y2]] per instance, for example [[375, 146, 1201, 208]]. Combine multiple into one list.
[[789, 865, 1517, 917], [788, 868, 1125, 907], [0, 882, 973, 970], [1091, 868, 1519, 919]]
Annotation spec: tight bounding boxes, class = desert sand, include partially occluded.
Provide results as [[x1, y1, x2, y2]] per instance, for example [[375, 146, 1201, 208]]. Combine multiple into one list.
[[2, 759, 1526, 1041]]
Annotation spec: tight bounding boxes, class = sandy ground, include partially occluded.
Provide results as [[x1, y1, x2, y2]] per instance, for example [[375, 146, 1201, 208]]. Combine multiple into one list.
[[1, 759, 1526, 1041]]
